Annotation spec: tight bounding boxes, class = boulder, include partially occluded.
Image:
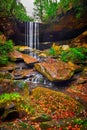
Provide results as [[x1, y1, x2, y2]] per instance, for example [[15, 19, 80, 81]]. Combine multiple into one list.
[[0, 79, 30, 97], [66, 83, 87, 106], [0, 62, 17, 71], [9, 50, 38, 65], [70, 30, 87, 47], [12, 69, 35, 79], [22, 54, 38, 65], [8, 50, 23, 61], [34, 59, 80, 82]]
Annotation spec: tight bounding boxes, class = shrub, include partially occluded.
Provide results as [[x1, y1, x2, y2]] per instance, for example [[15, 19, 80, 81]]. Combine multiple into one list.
[[0, 39, 14, 65], [60, 47, 87, 63]]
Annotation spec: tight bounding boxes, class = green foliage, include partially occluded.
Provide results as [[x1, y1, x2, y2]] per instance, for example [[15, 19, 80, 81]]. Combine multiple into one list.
[[48, 47, 57, 56], [33, 0, 59, 22], [60, 47, 87, 63], [33, 0, 44, 21], [48, 46, 87, 64], [13, 2, 34, 21], [58, 0, 85, 18], [33, 0, 85, 22], [0, 31, 2, 35], [19, 122, 28, 128], [73, 118, 87, 127], [0, 39, 14, 65], [0, 56, 9, 65], [0, 0, 33, 22], [43, 0, 58, 22], [0, 93, 22, 104], [0, 92, 34, 114]]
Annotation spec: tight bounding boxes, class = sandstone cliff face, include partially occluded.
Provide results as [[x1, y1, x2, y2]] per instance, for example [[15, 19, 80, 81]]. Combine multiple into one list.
[[40, 8, 87, 42], [0, 17, 15, 37]]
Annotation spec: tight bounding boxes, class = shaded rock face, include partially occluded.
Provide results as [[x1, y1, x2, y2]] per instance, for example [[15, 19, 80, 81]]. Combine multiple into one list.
[[66, 66, 87, 107], [0, 17, 15, 37], [40, 9, 87, 42], [70, 30, 87, 47], [34, 58, 80, 82], [11, 8, 87, 45], [2, 109, 19, 122]]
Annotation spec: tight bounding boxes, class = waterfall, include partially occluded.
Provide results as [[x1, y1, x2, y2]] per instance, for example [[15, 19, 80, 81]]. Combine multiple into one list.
[[29, 22, 33, 48], [25, 22, 39, 50]]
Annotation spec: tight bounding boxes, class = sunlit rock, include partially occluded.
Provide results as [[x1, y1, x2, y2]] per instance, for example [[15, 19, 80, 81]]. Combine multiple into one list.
[[22, 54, 38, 65], [9, 50, 38, 65], [8, 50, 23, 61], [34, 59, 80, 82], [14, 45, 30, 52]]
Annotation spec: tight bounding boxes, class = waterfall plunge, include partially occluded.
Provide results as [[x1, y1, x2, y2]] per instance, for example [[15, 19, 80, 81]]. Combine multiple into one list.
[[25, 22, 39, 50]]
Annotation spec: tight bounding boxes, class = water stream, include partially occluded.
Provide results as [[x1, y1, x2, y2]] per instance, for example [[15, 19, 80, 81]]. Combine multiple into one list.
[[25, 22, 39, 50], [24, 21, 69, 91]]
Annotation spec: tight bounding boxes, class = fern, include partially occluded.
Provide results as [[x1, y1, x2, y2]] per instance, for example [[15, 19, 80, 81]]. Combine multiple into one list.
[[48, 47, 57, 56], [60, 47, 87, 63]]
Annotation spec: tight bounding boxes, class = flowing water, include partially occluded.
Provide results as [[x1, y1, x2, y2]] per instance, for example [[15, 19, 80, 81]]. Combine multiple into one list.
[[24, 21, 70, 91], [25, 22, 39, 50]]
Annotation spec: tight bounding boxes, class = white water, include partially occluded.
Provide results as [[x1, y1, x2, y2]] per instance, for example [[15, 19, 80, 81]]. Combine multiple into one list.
[[25, 22, 39, 50], [25, 73, 53, 87]]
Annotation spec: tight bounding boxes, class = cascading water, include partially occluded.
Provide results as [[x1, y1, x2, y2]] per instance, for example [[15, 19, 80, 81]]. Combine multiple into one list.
[[25, 73, 53, 87], [25, 22, 39, 50], [29, 22, 33, 48]]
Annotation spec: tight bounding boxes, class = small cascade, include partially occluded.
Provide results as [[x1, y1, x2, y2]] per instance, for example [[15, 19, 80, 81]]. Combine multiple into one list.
[[25, 73, 53, 87], [25, 22, 39, 50]]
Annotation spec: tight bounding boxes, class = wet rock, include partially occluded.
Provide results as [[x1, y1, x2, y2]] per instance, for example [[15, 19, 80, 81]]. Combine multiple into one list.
[[8, 50, 23, 61], [14, 45, 30, 52], [12, 69, 35, 79], [0, 79, 30, 96], [34, 59, 80, 82], [0, 62, 17, 71], [13, 80, 30, 97], [9, 50, 38, 65], [22, 54, 38, 65]]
